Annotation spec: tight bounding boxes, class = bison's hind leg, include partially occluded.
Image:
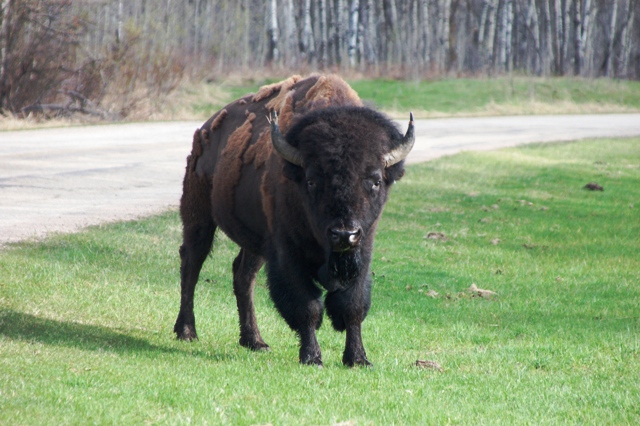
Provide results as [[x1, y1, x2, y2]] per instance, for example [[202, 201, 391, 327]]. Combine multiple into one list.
[[174, 221, 216, 341], [233, 249, 269, 351]]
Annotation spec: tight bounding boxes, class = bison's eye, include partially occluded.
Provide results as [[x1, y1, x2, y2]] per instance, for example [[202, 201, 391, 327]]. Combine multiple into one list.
[[307, 179, 316, 191], [372, 180, 382, 190]]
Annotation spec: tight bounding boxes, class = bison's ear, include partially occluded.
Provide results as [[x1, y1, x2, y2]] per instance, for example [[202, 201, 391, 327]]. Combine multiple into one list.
[[282, 161, 304, 182], [385, 162, 405, 185]]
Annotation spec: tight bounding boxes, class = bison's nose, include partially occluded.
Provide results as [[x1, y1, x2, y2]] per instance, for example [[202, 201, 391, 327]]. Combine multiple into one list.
[[328, 227, 362, 251]]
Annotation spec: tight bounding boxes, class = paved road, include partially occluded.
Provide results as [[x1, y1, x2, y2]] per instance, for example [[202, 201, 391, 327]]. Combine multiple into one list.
[[1, 114, 639, 246]]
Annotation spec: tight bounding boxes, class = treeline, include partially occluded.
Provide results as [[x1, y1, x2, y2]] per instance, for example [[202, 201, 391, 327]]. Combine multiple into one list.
[[1, 0, 639, 118]]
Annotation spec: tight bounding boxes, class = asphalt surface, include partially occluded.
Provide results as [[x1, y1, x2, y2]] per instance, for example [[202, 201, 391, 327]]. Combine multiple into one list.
[[1, 114, 639, 246]]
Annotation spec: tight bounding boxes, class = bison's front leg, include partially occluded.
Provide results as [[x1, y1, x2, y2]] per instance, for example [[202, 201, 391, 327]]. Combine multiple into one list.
[[343, 322, 372, 367], [325, 275, 373, 367], [266, 258, 324, 366]]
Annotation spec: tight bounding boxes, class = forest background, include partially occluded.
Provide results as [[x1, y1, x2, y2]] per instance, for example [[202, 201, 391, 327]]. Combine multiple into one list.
[[0, 0, 638, 120]]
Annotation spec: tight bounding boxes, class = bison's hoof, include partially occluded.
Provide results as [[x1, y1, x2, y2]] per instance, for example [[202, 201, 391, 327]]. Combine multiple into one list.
[[301, 357, 324, 367], [240, 338, 270, 352], [175, 324, 198, 341], [343, 353, 372, 368], [300, 351, 323, 366]]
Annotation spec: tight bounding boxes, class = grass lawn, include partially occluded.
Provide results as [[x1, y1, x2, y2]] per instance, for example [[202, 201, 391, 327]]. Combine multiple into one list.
[[1, 137, 639, 424], [183, 76, 640, 121], [350, 76, 640, 116]]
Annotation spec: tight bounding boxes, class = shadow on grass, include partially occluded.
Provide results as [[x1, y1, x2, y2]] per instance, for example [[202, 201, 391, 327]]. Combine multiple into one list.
[[0, 309, 235, 362]]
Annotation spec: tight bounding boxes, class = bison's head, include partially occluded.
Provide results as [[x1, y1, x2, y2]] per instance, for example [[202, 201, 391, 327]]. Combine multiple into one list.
[[271, 107, 414, 288]]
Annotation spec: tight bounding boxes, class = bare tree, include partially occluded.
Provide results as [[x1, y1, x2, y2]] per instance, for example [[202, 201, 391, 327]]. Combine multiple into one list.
[[283, 0, 297, 66], [419, 0, 430, 70], [347, 0, 359, 67], [302, 0, 315, 63], [620, 0, 637, 77], [5, 0, 640, 122], [606, 0, 619, 77], [268, 0, 280, 63]]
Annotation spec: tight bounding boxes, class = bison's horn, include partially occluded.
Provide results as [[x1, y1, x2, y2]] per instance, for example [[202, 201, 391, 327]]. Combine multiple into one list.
[[383, 112, 415, 167], [270, 111, 304, 166]]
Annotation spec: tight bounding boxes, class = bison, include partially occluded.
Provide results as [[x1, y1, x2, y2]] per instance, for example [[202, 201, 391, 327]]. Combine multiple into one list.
[[174, 75, 414, 366]]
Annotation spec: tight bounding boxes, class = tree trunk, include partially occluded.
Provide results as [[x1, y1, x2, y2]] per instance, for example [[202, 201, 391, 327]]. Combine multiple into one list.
[[115, 0, 124, 45], [437, 0, 451, 73], [574, 0, 581, 75], [543, 0, 554, 74], [385, 0, 399, 66], [0, 0, 11, 111], [420, 0, 430, 70], [302, 0, 315, 62], [361, 0, 377, 67], [503, 0, 513, 72], [606, 0, 619, 77], [334, 0, 345, 66], [282, 0, 296, 66], [563, 0, 573, 74], [527, 0, 541, 74], [620, 0, 636, 77], [348, 0, 360, 67], [580, 0, 593, 76], [554, 0, 563, 72], [485, 0, 498, 73], [267, 0, 280, 64]]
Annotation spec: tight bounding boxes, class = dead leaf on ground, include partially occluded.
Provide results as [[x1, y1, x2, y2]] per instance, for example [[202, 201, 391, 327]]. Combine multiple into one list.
[[425, 289, 439, 298], [490, 238, 501, 245], [584, 182, 604, 191], [468, 283, 498, 298], [416, 360, 443, 371]]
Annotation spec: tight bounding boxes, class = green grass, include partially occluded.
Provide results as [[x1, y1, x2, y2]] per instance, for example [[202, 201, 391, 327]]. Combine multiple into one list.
[[183, 76, 640, 120], [2, 137, 640, 424], [349, 76, 640, 116]]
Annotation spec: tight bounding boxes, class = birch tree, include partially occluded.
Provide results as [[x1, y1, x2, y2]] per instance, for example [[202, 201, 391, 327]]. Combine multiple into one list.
[[267, 0, 280, 63], [347, 0, 359, 67], [606, 0, 619, 77], [580, 0, 594, 76], [301, 0, 315, 62]]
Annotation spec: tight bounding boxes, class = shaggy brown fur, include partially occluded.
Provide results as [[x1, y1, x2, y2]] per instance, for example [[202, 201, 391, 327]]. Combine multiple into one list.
[[252, 75, 302, 103], [210, 109, 228, 131], [211, 112, 256, 211], [243, 127, 272, 169]]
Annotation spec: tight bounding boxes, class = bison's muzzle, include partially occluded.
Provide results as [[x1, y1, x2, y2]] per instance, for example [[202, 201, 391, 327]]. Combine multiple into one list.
[[328, 226, 363, 252]]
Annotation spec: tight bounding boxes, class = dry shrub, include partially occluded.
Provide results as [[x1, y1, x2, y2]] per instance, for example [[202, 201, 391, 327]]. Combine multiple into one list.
[[0, 1, 92, 116], [0, 1, 183, 121], [97, 21, 185, 119]]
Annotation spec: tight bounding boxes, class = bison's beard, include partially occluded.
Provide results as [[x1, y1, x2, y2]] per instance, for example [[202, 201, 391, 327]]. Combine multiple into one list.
[[317, 250, 363, 292], [328, 249, 362, 282]]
